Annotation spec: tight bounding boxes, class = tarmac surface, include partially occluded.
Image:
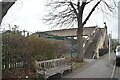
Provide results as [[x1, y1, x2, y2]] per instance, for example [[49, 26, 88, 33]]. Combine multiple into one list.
[[62, 53, 116, 78], [114, 66, 120, 80]]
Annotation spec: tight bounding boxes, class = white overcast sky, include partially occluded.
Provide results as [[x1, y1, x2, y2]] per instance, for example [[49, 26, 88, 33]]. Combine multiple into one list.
[[1, 0, 119, 38]]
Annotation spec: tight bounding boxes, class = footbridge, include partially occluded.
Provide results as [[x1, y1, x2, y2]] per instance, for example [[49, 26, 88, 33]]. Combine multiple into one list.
[[35, 26, 109, 59]]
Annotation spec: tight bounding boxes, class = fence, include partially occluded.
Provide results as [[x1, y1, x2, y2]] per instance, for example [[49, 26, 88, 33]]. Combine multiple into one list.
[[2, 61, 26, 70]]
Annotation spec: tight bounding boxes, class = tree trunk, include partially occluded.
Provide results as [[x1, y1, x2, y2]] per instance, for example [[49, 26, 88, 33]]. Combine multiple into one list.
[[77, 11, 84, 62]]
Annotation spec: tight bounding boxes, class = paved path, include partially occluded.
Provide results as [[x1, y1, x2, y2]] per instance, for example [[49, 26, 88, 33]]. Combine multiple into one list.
[[114, 65, 120, 80], [63, 53, 116, 78]]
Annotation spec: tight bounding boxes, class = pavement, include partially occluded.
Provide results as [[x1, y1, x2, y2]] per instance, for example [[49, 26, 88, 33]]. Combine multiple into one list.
[[63, 52, 116, 78], [114, 66, 120, 80]]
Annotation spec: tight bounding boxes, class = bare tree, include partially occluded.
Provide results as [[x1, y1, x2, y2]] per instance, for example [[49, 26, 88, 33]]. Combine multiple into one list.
[[44, 0, 117, 62]]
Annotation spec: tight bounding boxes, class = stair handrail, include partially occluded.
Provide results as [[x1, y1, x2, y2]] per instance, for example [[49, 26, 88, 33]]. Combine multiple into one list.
[[92, 30, 102, 58], [92, 29, 107, 58], [83, 27, 98, 54]]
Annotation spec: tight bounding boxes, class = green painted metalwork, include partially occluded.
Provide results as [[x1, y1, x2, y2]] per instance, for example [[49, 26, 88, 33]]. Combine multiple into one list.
[[36, 32, 77, 53], [36, 32, 77, 42]]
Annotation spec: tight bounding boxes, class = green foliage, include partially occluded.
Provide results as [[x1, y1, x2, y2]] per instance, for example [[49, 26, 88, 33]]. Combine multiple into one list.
[[111, 39, 119, 51], [68, 61, 85, 69], [71, 62, 85, 67]]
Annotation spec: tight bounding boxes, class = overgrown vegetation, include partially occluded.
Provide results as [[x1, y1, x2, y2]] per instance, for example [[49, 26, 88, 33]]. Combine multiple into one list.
[[111, 39, 120, 51], [2, 30, 71, 78]]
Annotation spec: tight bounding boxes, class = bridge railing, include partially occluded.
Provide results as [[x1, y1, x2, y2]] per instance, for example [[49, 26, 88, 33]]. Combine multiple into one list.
[[83, 27, 98, 54], [92, 29, 107, 58]]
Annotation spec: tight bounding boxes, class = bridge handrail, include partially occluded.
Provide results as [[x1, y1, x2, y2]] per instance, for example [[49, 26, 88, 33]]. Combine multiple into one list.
[[93, 29, 107, 58], [92, 30, 101, 58], [83, 27, 98, 54]]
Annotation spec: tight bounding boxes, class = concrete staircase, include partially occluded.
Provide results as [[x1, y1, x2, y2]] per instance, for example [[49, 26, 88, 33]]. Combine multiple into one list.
[[84, 30, 101, 59]]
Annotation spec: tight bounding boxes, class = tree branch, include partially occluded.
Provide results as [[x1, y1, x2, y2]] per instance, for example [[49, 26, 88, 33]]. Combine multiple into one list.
[[86, 0, 94, 4], [81, 0, 87, 12], [70, 2, 78, 17], [82, 0, 102, 26]]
